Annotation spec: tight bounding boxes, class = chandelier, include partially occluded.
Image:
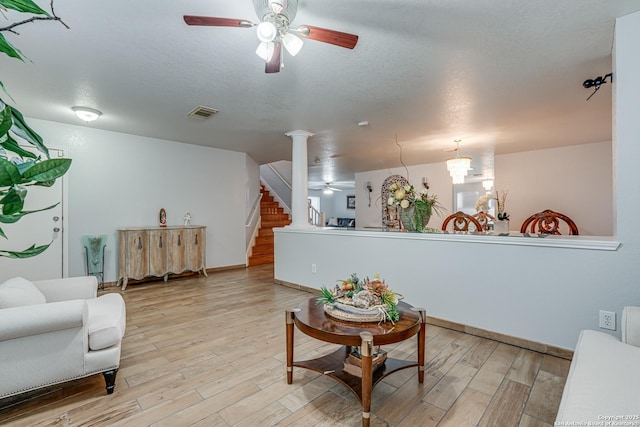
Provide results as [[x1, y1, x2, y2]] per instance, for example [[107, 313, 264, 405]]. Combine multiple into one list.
[[445, 140, 472, 185]]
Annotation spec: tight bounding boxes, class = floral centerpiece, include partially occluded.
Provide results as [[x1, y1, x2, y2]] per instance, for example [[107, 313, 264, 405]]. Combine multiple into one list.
[[317, 273, 400, 322], [475, 193, 492, 213], [387, 181, 443, 232]]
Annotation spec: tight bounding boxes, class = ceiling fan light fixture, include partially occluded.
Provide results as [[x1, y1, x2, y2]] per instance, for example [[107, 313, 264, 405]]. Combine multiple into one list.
[[72, 106, 102, 122], [282, 32, 303, 56], [323, 188, 334, 195], [256, 41, 275, 61], [256, 21, 277, 42]]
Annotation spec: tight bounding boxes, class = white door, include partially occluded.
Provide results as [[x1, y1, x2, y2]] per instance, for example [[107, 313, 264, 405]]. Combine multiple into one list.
[[0, 148, 64, 281]]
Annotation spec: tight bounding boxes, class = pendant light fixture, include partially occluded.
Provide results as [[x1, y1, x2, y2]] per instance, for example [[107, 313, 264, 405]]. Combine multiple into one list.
[[446, 140, 472, 185]]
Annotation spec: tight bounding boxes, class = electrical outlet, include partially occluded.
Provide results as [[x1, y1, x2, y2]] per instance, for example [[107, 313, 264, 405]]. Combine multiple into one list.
[[599, 310, 616, 330], [311, 264, 317, 274]]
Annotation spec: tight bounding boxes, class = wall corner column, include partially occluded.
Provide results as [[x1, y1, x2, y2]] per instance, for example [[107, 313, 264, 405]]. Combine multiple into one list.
[[285, 130, 315, 229]]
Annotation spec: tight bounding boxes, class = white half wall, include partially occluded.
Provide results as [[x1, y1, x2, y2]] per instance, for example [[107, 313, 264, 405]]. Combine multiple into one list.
[[24, 118, 257, 282]]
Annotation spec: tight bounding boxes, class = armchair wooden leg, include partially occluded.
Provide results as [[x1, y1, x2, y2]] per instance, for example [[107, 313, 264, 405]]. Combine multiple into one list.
[[103, 369, 118, 394]]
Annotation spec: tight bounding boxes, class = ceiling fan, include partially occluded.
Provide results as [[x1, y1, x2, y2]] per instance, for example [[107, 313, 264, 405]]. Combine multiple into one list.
[[309, 182, 343, 194], [183, 0, 359, 74]]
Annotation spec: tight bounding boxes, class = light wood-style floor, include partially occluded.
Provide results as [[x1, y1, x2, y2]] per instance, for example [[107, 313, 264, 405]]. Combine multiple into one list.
[[0, 265, 569, 426]]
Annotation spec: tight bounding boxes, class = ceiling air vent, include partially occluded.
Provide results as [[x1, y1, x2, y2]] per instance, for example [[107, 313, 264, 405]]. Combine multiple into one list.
[[187, 106, 219, 119]]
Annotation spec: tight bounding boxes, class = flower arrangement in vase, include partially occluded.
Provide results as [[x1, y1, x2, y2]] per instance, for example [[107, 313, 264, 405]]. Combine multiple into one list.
[[386, 181, 443, 232], [495, 189, 509, 221]]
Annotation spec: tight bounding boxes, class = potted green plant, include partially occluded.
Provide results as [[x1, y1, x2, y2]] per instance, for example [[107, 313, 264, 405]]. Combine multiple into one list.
[[1, 0, 72, 258]]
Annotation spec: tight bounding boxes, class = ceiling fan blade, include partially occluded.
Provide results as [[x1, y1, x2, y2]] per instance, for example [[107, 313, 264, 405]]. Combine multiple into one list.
[[296, 25, 358, 49], [265, 41, 282, 73], [183, 16, 254, 28]]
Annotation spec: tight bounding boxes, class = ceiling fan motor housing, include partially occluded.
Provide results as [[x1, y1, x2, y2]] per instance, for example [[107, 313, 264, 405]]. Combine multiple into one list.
[[254, 0, 298, 22]]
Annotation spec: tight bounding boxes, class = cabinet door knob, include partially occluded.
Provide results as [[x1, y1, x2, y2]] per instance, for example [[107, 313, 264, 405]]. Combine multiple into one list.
[[195, 234, 198, 245], [53, 227, 60, 232], [138, 237, 142, 249], [159, 236, 163, 248], [53, 216, 60, 222], [178, 235, 181, 246]]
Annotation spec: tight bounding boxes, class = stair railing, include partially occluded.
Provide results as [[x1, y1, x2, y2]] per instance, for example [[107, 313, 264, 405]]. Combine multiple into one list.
[[246, 193, 263, 265], [308, 202, 326, 227]]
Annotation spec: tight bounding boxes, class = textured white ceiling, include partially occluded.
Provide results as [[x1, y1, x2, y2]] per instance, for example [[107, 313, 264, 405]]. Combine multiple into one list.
[[2, 0, 639, 185]]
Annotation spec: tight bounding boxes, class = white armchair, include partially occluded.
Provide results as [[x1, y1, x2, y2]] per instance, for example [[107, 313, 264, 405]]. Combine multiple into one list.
[[555, 306, 640, 423], [0, 276, 126, 398]]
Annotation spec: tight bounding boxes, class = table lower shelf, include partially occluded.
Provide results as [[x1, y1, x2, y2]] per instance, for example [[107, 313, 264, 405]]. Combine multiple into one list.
[[293, 346, 419, 403]]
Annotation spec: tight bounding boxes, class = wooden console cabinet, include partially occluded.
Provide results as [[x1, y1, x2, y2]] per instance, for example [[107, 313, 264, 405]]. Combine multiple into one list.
[[117, 226, 207, 290]]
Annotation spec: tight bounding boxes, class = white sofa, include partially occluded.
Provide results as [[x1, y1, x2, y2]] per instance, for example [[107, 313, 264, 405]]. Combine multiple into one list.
[[0, 276, 126, 398], [556, 306, 640, 424]]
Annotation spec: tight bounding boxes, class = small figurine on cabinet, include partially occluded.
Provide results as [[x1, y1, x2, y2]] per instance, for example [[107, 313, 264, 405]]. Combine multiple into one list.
[[159, 208, 167, 227], [184, 212, 192, 226]]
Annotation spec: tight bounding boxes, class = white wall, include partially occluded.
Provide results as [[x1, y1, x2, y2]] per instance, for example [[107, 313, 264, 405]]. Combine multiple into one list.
[[26, 118, 257, 281], [309, 189, 356, 221], [496, 141, 612, 236], [355, 142, 613, 235], [274, 11, 640, 350]]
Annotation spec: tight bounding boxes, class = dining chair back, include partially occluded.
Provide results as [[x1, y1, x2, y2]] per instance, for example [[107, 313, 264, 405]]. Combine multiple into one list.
[[520, 209, 579, 235], [472, 212, 496, 231], [441, 211, 483, 233]]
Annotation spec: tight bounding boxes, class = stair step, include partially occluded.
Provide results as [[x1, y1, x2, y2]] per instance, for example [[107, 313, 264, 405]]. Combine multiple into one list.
[[256, 235, 274, 245], [257, 230, 274, 238], [261, 221, 291, 228], [252, 243, 274, 253], [248, 255, 274, 266], [262, 213, 289, 220]]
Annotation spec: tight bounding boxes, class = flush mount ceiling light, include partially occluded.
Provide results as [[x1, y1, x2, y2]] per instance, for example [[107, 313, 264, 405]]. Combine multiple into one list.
[[72, 106, 102, 122], [445, 140, 472, 185]]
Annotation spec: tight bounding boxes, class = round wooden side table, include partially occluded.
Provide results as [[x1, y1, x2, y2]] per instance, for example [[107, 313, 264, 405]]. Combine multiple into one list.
[[286, 298, 426, 427]]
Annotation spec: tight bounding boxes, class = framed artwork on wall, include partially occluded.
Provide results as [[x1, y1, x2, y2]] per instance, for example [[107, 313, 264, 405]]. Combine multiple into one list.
[[347, 195, 356, 209]]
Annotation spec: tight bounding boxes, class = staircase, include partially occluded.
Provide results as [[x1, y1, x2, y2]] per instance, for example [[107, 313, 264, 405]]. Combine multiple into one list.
[[248, 186, 291, 266]]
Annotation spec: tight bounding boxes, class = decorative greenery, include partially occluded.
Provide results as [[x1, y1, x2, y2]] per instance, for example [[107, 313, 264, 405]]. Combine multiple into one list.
[[316, 286, 336, 305], [0, 0, 72, 258], [318, 273, 401, 322]]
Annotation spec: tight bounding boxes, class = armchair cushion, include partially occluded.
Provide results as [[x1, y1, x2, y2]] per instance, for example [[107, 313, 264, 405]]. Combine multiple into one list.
[[622, 306, 640, 347], [0, 277, 46, 309], [87, 293, 126, 351]]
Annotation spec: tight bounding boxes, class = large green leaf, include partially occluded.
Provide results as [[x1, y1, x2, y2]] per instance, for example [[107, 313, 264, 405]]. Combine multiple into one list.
[[0, 0, 50, 16], [1, 135, 38, 159], [15, 159, 35, 174], [0, 33, 24, 61], [9, 106, 48, 157], [0, 82, 16, 103], [21, 158, 71, 182], [0, 157, 22, 186], [1, 185, 27, 214], [0, 202, 59, 224], [0, 242, 51, 258], [0, 105, 12, 136]]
